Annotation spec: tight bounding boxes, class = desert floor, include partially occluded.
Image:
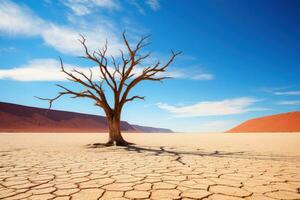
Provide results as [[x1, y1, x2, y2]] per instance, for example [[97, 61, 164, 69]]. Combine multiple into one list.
[[0, 133, 300, 200]]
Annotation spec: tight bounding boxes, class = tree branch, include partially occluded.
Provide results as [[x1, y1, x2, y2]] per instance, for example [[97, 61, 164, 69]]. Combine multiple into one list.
[[125, 95, 145, 103], [37, 32, 180, 119], [119, 49, 181, 107]]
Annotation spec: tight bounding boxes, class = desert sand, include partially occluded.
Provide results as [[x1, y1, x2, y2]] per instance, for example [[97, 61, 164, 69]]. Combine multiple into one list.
[[0, 133, 300, 200], [227, 111, 300, 133]]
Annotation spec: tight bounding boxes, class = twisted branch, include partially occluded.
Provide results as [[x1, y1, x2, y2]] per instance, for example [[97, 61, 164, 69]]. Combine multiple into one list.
[[37, 32, 180, 117]]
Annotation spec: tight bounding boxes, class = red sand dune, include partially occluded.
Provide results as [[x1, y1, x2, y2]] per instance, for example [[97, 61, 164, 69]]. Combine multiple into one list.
[[227, 111, 300, 133], [0, 102, 172, 133]]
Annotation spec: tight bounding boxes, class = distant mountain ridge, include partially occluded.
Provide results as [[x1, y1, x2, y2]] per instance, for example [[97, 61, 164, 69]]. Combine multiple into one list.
[[0, 102, 173, 133], [227, 111, 300, 133], [131, 124, 173, 133]]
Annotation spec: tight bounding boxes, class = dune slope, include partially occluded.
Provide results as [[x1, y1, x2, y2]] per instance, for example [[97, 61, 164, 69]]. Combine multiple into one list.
[[0, 102, 172, 133], [227, 111, 300, 132]]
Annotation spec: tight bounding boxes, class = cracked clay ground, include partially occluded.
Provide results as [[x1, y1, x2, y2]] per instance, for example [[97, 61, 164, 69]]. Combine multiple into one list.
[[0, 133, 300, 200]]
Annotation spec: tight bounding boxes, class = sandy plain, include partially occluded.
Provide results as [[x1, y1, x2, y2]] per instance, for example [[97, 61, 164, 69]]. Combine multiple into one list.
[[0, 133, 300, 200]]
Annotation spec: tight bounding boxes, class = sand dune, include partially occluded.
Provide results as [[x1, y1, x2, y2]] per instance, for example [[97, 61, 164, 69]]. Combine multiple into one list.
[[227, 111, 300, 132], [0, 102, 172, 133]]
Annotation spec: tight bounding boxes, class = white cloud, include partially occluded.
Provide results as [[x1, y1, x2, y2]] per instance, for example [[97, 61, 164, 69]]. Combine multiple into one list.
[[0, 0, 45, 36], [129, 0, 160, 14], [157, 97, 263, 117], [128, 0, 146, 15], [0, 59, 102, 81], [190, 73, 214, 80], [0, 1, 123, 56], [258, 86, 289, 93], [0, 46, 17, 53], [274, 91, 300, 96], [163, 70, 214, 81], [0, 59, 67, 81], [63, 0, 120, 16], [258, 87, 300, 96], [140, 53, 214, 81], [40, 24, 123, 56], [130, 66, 214, 81], [277, 100, 300, 105], [146, 0, 160, 11], [41, 25, 81, 55], [0, 1, 211, 82], [0, 57, 213, 82]]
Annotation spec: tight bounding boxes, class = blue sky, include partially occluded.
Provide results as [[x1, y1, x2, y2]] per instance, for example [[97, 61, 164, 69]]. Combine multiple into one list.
[[0, 0, 299, 132]]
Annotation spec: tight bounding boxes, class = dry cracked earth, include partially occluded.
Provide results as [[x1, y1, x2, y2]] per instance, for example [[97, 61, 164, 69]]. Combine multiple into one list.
[[0, 133, 300, 200]]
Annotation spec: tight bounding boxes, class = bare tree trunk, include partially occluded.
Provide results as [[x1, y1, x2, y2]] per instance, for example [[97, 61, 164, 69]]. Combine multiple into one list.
[[106, 115, 130, 146], [38, 33, 180, 147]]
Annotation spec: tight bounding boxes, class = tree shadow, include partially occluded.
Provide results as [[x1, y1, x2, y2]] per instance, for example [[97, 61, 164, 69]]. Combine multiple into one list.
[[87, 143, 299, 165]]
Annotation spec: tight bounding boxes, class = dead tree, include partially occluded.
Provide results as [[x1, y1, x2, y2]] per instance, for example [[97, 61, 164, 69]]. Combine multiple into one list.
[[38, 32, 181, 146]]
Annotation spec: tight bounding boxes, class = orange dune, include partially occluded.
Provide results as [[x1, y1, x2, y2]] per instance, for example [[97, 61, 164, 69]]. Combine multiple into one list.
[[227, 111, 300, 133]]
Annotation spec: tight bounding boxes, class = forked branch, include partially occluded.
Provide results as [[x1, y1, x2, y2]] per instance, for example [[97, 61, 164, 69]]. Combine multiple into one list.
[[37, 32, 180, 115]]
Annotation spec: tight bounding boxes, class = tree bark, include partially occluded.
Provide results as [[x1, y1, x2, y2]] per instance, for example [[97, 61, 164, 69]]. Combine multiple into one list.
[[38, 33, 180, 147], [106, 116, 130, 146]]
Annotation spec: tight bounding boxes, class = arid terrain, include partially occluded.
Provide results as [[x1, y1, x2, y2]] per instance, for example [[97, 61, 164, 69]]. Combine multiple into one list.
[[0, 133, 300, 200]]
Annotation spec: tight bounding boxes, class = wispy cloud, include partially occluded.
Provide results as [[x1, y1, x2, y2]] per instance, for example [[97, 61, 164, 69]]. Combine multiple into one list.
[[157, 97, 265, 117], [277, 100, 300, 105], [163, 70, 214, 81], [0, 1, 211, 82], [128, 0, 160, 15], [62, 0, 120, 16], [0, 58, 213, 82], [146, 0, 160, 11], [128, 0, 146, 15], [258, 86, 300, 96], [274, 91, 300, 96], [0, 58, 128, 81], [141, 54, 214, 81], [0, 1, 44, 36], [0, 59, 85, 81], [41, 24, 124, 56], [130, 65, 213, 81], [258, 86, 289, 93], [190, 73, 214, 80], [0, 46, 17, 53], [0, 1, 123, 56]]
